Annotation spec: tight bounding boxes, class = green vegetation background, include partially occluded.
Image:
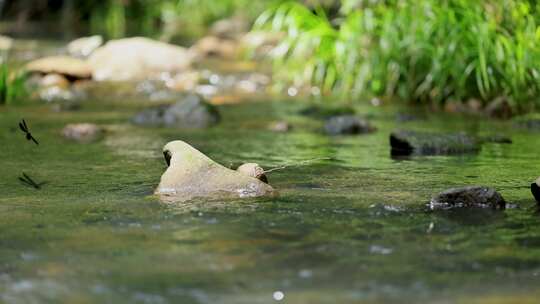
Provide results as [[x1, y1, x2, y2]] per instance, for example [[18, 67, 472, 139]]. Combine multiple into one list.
[[2, 0, 540, 111]]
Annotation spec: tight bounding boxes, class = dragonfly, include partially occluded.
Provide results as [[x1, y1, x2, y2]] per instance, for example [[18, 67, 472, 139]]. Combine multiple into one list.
[[19, 119, 39, 145], [18, 172, 46, 190]]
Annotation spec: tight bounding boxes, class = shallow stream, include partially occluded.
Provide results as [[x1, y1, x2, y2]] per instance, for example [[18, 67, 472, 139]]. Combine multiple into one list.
[[1, 43, 540, 304]]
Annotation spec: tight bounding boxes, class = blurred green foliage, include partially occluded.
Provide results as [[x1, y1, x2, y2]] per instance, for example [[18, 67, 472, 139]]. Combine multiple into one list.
[[87, 0, 274, 40], [255, 0, 540, 109], [0, 63, 27, 105]]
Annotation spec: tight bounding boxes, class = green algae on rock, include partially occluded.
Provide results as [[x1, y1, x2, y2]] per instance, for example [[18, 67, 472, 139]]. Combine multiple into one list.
[[155, 141, 275, 203]]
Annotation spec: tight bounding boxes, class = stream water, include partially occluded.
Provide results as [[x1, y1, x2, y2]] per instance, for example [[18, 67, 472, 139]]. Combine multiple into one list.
[[1, 42, 540, 304]]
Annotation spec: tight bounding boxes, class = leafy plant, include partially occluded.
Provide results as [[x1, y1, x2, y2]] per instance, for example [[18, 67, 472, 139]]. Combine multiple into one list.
[[254, 0, 540, 110], [0, 64, 28, 105]]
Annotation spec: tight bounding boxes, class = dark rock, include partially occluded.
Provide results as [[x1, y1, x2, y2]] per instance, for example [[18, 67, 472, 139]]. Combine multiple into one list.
[[132, 94, 220, 129], [480, 135, 512, 144], [430, 186, 506, 210], [390, 130, 480, 156], [324, 115, 375, 135], [132, 104, 169, 126], [514, 115, 540, 130], [300, 105, 355, 118], [396, 113, 423, 122], [485, 97, 513, 119], [531, 178, 540, 204]]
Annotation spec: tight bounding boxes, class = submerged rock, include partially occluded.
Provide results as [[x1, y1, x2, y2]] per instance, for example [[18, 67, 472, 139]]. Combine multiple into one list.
[[430, 186, 506, 210], [39, 86, 76, 103], [480, 135, 512, 144], [132, 94, 220, 129], [237, 163, 268, 183], [390, 130, 480, 156], [514, 114, 540, 130], [26, 56, 92, 79], [62, 123, 104, 143], [67, 35, 103, 58], [324, 115, 375, 135], [88, 37, 193, 81], [531, 177, 540, 204], [396, 113, 423, 122], [155, 141, 275, 202], [300, 105, 355, 118], [268, 121, 291, 133]]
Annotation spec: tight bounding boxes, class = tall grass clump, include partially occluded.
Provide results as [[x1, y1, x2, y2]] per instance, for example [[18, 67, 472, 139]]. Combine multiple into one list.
[[254, 0, 540, 109], [0, 64, 27, 105]]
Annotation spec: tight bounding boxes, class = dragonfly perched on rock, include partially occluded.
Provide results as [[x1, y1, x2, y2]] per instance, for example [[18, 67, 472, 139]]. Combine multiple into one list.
[[19, 119, 39, 145]]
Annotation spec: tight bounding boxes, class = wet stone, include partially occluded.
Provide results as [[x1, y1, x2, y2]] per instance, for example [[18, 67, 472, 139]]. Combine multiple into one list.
[[62, 123, 104, 143], [514, 115, 540, 130], [430, 186, 506, 210], [26, 56, 92, 80], [132, 94, 220, 129], [268, 121, 291, 132], [324, 115, 375, 135], [237, 163, 268, 183], [88, 37, 193, 81], [481, 135, 512, 144], [156, 141, 275, 203], [300, 105, 355, 118], [390, 130, 480, 156]]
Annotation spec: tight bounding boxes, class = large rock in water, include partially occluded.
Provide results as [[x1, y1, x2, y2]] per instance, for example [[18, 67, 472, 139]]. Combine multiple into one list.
[[155, 141, 275, 202], [430, 186, 506, 210], [132, 94, 220, 129], [88, 37, 193, 81], [26, 56, 92, 79], [324, 115, 375, 135], [531, 177, 540, 204], [390, 130, 480, 156]]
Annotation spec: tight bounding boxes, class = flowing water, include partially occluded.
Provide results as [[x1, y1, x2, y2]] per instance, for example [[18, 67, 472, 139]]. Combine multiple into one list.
[[1, 45, 540, 304]]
